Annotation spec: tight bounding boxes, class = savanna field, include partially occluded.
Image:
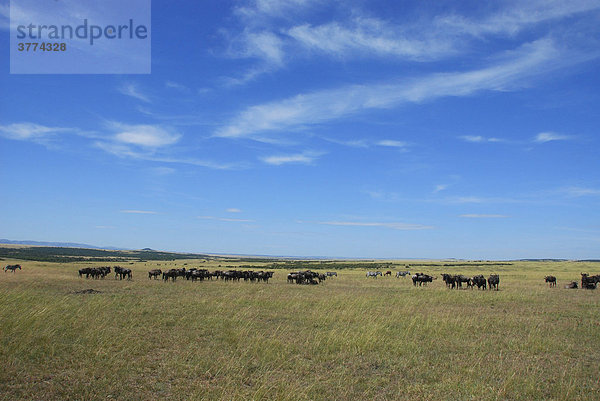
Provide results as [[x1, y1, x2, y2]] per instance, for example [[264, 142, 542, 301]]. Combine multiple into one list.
[[1, 256, 599, 400]]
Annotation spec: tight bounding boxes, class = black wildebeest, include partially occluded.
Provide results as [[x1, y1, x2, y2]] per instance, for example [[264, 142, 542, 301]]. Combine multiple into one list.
[[384, 271, 392, 277], [4, 264, 21, 273], [326, 272, 338, 277], [148, 269, 162, 279], [544, 275, 557, 287], [488, 274, 500, 290], [564, 281, 578, 289]]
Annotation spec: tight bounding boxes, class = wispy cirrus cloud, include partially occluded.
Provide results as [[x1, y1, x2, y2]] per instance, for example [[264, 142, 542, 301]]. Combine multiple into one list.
[[226, 208, 242, 213], [118, 83, 151, 103], [0, 122, 74, 142], [216, 39, 572, 139], [198, 216, 254, 222], [459, 135, 505, 143], [534, 132, 573, 143], [109, 123, 181, 148], [260, 151, 323, 165], [120, 210, 157, 214], [317, 220, 433, 230], [559, 187, 600, 197], [287, 17, 455, 61], [460, 214, 509, 218]]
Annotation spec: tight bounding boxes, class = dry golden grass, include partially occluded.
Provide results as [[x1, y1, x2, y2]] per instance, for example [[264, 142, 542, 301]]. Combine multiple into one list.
[[0, 258, 599, 400]]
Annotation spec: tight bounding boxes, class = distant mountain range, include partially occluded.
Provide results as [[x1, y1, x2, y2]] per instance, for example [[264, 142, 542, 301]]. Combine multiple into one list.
[[0, 239, 128, 251]]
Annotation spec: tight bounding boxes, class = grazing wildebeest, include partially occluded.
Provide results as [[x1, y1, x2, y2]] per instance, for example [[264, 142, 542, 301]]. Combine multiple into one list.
[[162, 269, 178, 282], [441, 273, 456, 289], [395, 271, 410, 278], [114, 266, 132, 280], [148, 269, 162, 279], [366, 271, 382, 278], [544, 276, 557, 287], [454, 275, 471, 289], [488, 274, 499, 290], [384, 271, 392, 277], [412, 273, 435, 286], [326, 272, 338, 277], [288, 270, 319, 285], [471, 275, 487, 290], [581, 273, 600, 289], [564, 281, 578, 289], [4, 264, 21, 273]]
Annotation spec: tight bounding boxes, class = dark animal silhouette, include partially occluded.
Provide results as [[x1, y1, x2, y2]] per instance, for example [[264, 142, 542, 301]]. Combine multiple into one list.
[[4, 264, 21, 273], [488, 274, 500, 290], [148, 269, 162, 279], [544, 276, 557, 287]]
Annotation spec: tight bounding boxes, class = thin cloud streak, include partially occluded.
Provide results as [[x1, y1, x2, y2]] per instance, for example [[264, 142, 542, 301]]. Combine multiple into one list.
[[317, 221, 433, 230], [120, 210, 157, 214], [216, 39, 576, 139], [460, 214, 509, 218], [198, 216, 255, 222], [118, 83, 151, 103]]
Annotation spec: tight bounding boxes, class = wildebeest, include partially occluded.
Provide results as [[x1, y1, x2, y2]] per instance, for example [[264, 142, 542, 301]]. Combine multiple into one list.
[[488, 274, 499, 290], [564, 281, 578, 289], [471, 275, 487, 290], [287, 270, 319, 285], [581, 273, 600, 289], [441, 273, 457, 289], [544, 275, 557, 287], [4, 264, 21, 273], [384, 271, 392, 277], [78, 266, 110, 279], [395, 271, 411, 278], [454, 275, 471, 289], [412, 273, 435, 286], [148, 269, 162, 279], [366, 271, 382, 278], [326, 272, 338, 277], [114, 266, 132, 280], [162, 269, 179, 282]]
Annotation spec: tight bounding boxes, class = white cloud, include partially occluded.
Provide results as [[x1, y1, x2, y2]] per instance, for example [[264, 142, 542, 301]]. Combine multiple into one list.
[[216, 39, 565, 139], [120, 210, 157, 214], [460, 214, 509, 218], [260, 151, 322, 165], [534, 132, 573, 143], [226, 208, 242, 213], [0, 123, 72, 141], [560, 187, 600, 197], [288, 17, 455, 61], [434, 184, 449, 193], [109, 123, 181, 148], [198, 216, 254, 222], [436, 0, 600, 37], [118, 83, 151, 103], [165, 81, 190, 92], [376, 140, 408, 148], [459, 135, 504, 143], [317, 221, 433, 230]]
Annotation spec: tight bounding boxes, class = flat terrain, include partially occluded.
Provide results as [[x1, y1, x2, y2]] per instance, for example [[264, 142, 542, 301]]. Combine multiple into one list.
[[0, 258, 599, 400]]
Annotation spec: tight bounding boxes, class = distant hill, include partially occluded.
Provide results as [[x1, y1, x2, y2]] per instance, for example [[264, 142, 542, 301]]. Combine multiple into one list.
[[0, 239, 126, 251]]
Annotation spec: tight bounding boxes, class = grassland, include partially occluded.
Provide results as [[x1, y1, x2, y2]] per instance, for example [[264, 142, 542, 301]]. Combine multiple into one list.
[[0, 256, 599, 400]]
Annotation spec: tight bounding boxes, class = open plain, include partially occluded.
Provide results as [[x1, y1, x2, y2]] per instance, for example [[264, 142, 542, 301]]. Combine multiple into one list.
[[1, 256, 599, 400]]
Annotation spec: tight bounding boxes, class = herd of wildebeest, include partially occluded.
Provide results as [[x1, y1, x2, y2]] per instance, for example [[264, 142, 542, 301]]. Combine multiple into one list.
[[3, 263, 599, 290]]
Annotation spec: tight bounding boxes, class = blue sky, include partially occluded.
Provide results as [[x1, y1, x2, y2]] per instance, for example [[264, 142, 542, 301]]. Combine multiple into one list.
[[1, 0, 599, 259]]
